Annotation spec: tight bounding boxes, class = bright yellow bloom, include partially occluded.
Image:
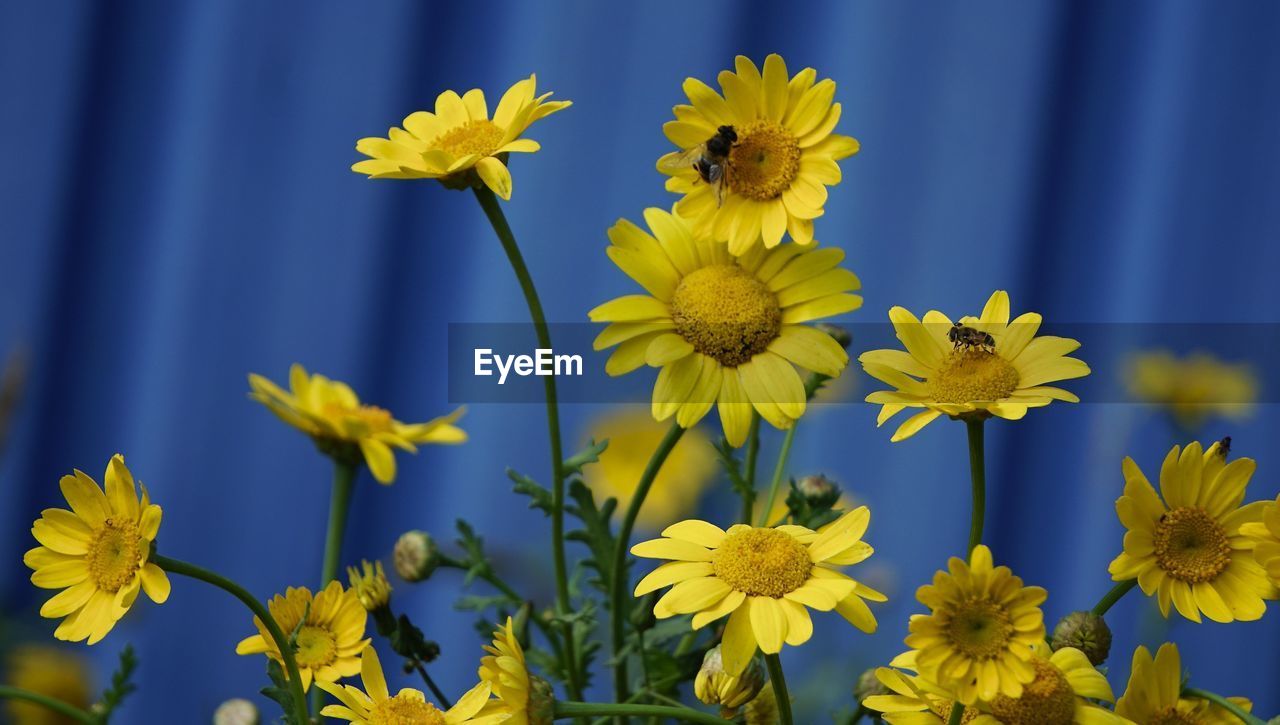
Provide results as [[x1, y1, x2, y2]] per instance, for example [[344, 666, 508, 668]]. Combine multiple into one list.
[[658, 54, 859, 253], [1125, 350, 1256, 431], [347, 559, 392, 612], [631, 508, 884, 676], [352, 75, 570, 200], [318, 645, 501, 724], [861, 291, 1089, 441], [581, 409, 718, 528], [5, 645, 93, 725], [249, 364, 466, 484], [1240, 493, 1280, 587], [589, 208, 860, 446], [1108, 440, 1272, 623], [477, 617, 535, 724], [23, 454, 169, 645], [235, 581, 370, 692], [904, 545, 1046, 705], [742, 686, 779, 725], [1116, 643, 1252, 724]]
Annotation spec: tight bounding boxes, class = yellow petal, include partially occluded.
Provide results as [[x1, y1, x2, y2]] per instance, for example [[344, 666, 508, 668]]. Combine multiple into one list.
[[475, 157, 513, 200]]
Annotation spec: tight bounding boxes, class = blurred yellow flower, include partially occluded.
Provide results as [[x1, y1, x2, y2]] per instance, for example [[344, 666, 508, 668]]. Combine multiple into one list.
[[318, 645, 499, 724], [1116, 643, 1252, 724], [861, 291, 1089, 442], [589, 208, 860, 446], [249, 364, 466, 484], [235, 581, 370, 692], [581, 409, 717, 528], [347, 559, 392, 612], [1241, 493, 1280, 587], [24, 454, 169, 645], [1108, 440, 1271, 623], [1125, 350, 1257, 431], [352, 75, 570, 200], [5, 645, 92, 725], [658, 54, 859, 253]]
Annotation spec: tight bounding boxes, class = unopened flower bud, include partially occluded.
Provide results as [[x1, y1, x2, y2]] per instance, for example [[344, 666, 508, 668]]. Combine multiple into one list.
[[213, 698, 260, 725], [1051, 611, 1113, 665], [393, 530, 440, 582], [528, 675, 555, 725], [815, 323, 852, 350], [347, 559, 392, 612], [695, 646, 765, 713], [853, 667, 889, 703], [796, 474, 841, 509]]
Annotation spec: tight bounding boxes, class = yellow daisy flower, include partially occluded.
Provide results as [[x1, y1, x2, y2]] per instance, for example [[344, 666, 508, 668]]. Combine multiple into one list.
[[1116, 643, 1252, 724], [352, 75, 570, 200], [1125, 350, 1256, 431], [235, 581, 370, 692], [318, 645, 501, 725], [5, 645, 93, 725], [631, 507, 884, 676], [588, 208, 861, 446], [1240, 493, 1280, 587], [860, 291, 1089, 442], [477, 616, 540, 724], [862, 653, 965, 725], [347, 559, 392, 612], [249, 364, 466, 484], [904, 545, 1047, 705], [581, 409, 718, 528], [1107, 440, 1272, 623], [23, 454, 169, 645], [657, 54, 859, 253]]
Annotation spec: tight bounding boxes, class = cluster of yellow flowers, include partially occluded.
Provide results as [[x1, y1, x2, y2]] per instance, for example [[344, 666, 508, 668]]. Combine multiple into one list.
[[11, 53, 1279, 725]]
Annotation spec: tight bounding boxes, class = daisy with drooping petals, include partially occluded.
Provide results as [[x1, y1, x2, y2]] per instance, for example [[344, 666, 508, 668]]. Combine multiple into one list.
[[631, 507, 884, 676], [235, 580, 370, 692], [1241, 493, 1280, 587], [589, 208, 860, 446], [477, 616, 544, 724], [904, 545, 1046, 705], [862, 652, 966, 725], [249, 364, 466, 484], [318, 645, 501, 725], [352, 74, 570, 199], [1108, 440, 1273, 623], [658, 54, 859, 253], [24, 455, 169, 645], [1116, 643, 1252, 725], [860, 290, 1089, 442]]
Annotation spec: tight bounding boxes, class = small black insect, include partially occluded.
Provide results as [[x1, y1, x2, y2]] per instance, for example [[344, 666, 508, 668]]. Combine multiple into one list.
[[659, 125, 738, 206], [1216, 436, 1232, 458], [948, 323, 995, 352]]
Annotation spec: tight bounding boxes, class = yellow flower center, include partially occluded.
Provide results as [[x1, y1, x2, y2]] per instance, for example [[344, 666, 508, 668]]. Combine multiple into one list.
[[943, 597, 1014, 661], [929, 702, 979, 723], [712, 528, 811, 597], [671, 265, 781, 367], [988, 659, 1076, 725], [1154, 507, 1231, 583], [293, 625, 338, 669], [86, 518, 142, 593], [431, 119, 504, 158], [367, 693, 447, 725], [325, 403, 394, 434], [727, 121, 802, 201], [1148, 707, 1199, 725], [930, 349, 1020, 403]]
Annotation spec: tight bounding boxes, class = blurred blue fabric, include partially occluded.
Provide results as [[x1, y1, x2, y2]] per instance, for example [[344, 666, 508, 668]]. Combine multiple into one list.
[[4, 0, 1280, 720]]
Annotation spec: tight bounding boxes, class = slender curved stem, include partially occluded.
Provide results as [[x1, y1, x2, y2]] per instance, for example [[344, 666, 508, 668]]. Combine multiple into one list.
[[0, 687, 95, 723], [554, 702, 733, 725], [948, 704, 966, 725], [154, 554, 309, 724], [412, 661, 452, 709], [740, 413, 761, 523], [1091, 579, 1138, 617], [757, 426, 797, 527], [320, 460, 357, 586], [965, 419, 986, 553], [1182, 686, 1265, 725], [764, 653, 793, 725], [472, 186, 580, 699], [609, 423, 685, 714]]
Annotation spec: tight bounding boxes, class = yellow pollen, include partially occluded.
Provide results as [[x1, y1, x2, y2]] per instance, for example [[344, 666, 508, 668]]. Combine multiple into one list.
[[711, 528, 811, 597], [929, 702, 979, 723], [431, 119, 504, 158], [1154, 507, 1231, 583], [367, 693, 447, 725], [86, 518, 142, 593], [325, 403, 394, 434], [670, 265, 781, 367], [293, 625, 338, 669], [943, 597, 1014, 660], [988, 659, 1076, 725], [727, 121, 802, 201], [929, 349, 1020, 403], [1148, 707, 1198, 725]]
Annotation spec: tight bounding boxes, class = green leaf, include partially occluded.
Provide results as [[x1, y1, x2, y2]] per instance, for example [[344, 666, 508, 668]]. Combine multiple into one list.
[[94, 644, 138, 722], [564, 479, 620, 596], [713, 438, 752, 500], [260, 659, 299, 722], [563, 438, 610, 477], [507, 468, 553, 515]]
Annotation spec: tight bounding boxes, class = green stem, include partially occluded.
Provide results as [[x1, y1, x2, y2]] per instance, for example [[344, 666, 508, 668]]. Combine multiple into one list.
[[1091, 579, 1138, 617], [154, 554, 309, 724], [965, 419, 986, 553], [0, 687, 94, 724], [412, 661, 452, 709], [764, 653, 794, 725], [609, 423, 685, 715], [757, 425, 797, 527], [1182, 687, 1265, 725], [320, 460, 357, 586], [740, 413, 761, 523], [554, 702, 733, 725], [473, 186, 580, 700], [948, 704, 966, 725]]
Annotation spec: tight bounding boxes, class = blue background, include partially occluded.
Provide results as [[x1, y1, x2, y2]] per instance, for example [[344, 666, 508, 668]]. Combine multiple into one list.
[[3, 0, 1280, 720]]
